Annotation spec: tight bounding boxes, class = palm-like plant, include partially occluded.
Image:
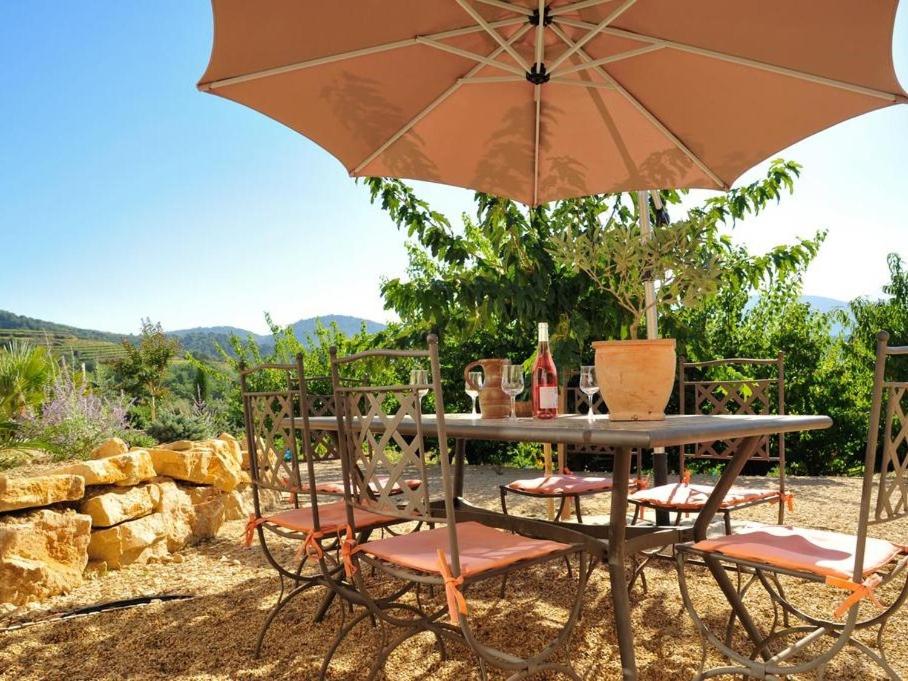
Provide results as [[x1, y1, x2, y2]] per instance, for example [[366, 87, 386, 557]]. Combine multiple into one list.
[[0, 340, 55, 420]]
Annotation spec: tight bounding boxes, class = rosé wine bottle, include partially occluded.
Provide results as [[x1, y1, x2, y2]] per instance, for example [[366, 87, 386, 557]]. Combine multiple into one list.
[[531, 322, 558, 419]]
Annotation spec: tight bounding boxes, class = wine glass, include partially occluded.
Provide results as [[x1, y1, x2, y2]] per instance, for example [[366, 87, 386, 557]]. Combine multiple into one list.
[[465, 371, 483, 417], [501, 365, 525, 420], [579, 365, 599, 422], [409, 369, 429, 399]]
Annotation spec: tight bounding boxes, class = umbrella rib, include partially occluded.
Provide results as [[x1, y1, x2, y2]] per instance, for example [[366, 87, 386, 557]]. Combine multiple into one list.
[[556, 17, 908, 104], [455, 0, 531, 72], [354, 23, 533, 175], [549, 76, 615, 90], [548, 0, 639, 73], [549, 23, 727, 190], [197, 17, 524, 91], [551, 44, 664, 77], [416, 37, 525, 77]]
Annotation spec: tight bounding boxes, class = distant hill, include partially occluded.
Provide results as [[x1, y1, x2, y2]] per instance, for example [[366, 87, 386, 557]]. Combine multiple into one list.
[[801, 296, 848, 314], [0, 309, 132, 344], [0, 310, 387, 362], [171, 315, 387, 357]]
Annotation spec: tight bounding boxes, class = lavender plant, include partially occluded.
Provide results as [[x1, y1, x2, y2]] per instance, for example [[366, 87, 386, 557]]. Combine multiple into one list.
[[19, 367, 131, 461]]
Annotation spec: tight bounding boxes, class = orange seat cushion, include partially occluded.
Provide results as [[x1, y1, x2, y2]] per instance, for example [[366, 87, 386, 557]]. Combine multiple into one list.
[[300, 476, 422, 496], [692, 525, 904, 580], [506, 474, 623, 495], [261, 500, 396, 537], [629, 483, 779, 511], [360, 521, 571, 578]]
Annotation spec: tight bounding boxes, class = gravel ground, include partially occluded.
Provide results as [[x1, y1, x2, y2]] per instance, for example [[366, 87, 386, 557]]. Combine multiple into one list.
[[1, 465, 906, 680]]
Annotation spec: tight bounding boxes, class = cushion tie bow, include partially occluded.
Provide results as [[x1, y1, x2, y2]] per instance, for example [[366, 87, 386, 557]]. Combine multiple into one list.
[[436, 549, 468, 625], [826, 573, 885, 618]]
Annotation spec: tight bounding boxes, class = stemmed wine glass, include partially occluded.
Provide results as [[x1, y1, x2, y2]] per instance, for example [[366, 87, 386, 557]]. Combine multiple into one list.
[[579, 365, 599, 422], [501, 365, 525, 420], [465, 371, 483, 417], [409, 369, 429, 400]]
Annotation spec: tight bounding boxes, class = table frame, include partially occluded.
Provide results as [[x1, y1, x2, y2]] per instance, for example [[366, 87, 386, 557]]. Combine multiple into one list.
[[295, 412, 831, 680]]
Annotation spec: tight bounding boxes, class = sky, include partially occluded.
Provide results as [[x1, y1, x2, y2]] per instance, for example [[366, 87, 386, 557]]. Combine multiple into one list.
[[0, 3, 906, 335]]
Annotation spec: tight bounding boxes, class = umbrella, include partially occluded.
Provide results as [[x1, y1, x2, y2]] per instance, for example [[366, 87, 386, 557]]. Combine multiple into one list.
[[198, 0, 906, 207]]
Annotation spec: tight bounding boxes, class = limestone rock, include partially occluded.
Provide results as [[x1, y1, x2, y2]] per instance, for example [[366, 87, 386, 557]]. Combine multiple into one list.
[[160, 440, 194, 451], [79, 484, 161, 528], [217, 433, 243, 470], [84, 560, 107, 580], [0, 509, 91, 605], [87, 513, 169, 569], [153, 479, 225, 551], [222, 483, 282, 521], [148, 445, 243, 492], [58, 451, 156, 487], [0, 474, 85, 513], [90, 437, 129, 459]]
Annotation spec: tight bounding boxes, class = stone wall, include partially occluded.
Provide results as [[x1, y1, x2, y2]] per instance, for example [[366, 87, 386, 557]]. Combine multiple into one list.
[[0, 434, 274, 606]]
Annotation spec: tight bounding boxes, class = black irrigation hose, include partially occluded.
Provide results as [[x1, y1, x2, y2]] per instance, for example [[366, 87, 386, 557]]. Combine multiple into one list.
[[0, 593, 194, 633]]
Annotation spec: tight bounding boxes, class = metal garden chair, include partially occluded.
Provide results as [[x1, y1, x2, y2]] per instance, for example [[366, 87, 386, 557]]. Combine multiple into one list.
[[239, 357, 402, 657], [629, 355, 790, 534], [675, 331, 908, 680], [320, 336, 597, 680], [500, 376, 644, 523]]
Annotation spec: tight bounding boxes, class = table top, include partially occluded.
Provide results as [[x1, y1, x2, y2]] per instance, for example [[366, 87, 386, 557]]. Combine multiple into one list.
[[295, 413, 832, 449]]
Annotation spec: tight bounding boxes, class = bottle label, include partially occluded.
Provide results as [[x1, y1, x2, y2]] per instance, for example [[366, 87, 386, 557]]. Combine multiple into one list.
[[539, 386, 558, 410]]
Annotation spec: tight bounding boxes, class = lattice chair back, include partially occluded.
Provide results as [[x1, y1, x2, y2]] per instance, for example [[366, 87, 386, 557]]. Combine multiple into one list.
[[678, 355, 786, 468], [329, 336, 455, 538], [240, 356, 331, 529], [868, 332, 908, 532]]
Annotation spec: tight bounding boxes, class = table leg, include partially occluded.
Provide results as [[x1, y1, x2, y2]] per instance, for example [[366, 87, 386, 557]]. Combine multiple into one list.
[[454, 438, 466, 499], [543, 442, 554, 520], [609, 445, 636, 680], [652, 446, 669, 525], [693, 436, 769, 658]]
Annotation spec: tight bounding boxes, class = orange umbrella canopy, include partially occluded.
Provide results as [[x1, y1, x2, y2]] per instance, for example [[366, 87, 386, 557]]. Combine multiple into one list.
[[198, 0, 906, 206]]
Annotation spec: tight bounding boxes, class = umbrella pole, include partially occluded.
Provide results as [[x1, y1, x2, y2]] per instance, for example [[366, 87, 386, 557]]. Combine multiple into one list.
[[637, 190, 670, 523]]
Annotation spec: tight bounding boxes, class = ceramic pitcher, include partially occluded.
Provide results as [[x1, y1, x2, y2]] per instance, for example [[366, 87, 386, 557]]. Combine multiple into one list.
[[464, 358, 511, 419]]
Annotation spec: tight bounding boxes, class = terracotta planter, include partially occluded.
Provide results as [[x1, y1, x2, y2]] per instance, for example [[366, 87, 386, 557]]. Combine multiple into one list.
[[592, 339, 676, 421]]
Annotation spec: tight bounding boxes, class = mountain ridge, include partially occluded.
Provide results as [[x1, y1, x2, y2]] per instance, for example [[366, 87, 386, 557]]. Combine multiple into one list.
[[0, 310, 387, 358]]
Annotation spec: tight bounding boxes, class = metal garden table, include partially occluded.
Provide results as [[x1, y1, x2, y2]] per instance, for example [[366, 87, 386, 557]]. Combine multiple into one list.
[[300, 412, 831, 680]]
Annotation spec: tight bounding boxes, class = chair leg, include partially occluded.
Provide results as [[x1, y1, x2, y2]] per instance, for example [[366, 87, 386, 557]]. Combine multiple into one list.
[[313, 587, 337, 623], [723, 510, 732, 536], [499, 486, 509, 515], [573, 495, 583, 523], [557, 495, 570, 521], [255, 579, 321, 657]]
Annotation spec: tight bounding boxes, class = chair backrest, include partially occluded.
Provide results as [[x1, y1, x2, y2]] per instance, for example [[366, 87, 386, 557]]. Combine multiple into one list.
[[558, 375, 630, 467], [329, 335, 455, 534], [867, 332, 908, 528], [679, 355, 786, 464], [239, 356, 336, 529]]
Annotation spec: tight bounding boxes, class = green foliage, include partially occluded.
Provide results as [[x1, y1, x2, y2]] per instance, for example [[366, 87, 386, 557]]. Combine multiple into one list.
[[192, 314, 399, 432], [367, 162, 905, 475], [146, 404, 215, 443], [369, 159, 818, 367], [0, 340, 55, 420], [552, 216, 725, 339], [112, 319, 181, 420]]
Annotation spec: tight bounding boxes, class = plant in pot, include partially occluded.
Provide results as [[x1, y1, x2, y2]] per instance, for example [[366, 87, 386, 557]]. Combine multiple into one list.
[[550, 214, 723, 420]]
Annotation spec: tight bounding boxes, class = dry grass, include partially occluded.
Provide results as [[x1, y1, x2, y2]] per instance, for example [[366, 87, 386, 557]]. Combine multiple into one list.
[[1, 466, 905, 680]]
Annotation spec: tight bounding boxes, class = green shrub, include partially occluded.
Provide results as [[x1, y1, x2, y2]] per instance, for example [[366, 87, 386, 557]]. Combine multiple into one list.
[[146, 405, 214, 443]]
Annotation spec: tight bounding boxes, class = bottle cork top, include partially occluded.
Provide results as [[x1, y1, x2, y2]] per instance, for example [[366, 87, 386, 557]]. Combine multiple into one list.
[[538, 322, 549, 342]]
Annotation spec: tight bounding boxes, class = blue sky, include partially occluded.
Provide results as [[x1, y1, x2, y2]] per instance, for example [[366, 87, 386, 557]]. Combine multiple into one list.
[[1, 2, 906, 335]]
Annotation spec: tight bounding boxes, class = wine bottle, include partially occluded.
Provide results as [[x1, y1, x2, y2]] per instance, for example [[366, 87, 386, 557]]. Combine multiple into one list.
[[531, 322, 558, 419]]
